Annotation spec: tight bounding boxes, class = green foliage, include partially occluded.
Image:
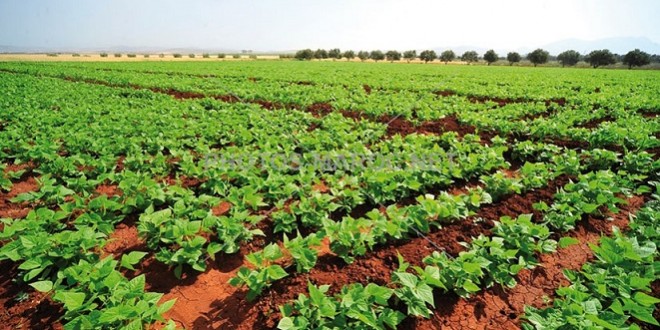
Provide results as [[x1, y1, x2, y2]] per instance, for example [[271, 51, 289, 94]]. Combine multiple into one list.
[[385, 50, 402, 62], [279, 282, 404, 330], [440, 50, 455, 64], [419, 50, 437, 63], [507, 51, 521, 65], [229, 244, 289, 300], [483, 49, 498, 65], [557, 50, 581, 67], [623, 48, 651, 69], [527, 49, 549, 67], [342, 50, 355, 60], [461, 51, 479, 64], [586, 49, 617, 68], [369, 50, 385, 62], [403, 50, 417, 62]]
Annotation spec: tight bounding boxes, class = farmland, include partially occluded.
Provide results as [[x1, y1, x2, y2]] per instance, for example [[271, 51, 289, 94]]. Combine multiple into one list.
[[0, 60, 659, 329]]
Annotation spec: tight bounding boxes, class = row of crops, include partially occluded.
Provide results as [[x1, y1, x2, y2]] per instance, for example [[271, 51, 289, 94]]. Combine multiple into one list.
[[0, 61, 658, 329]]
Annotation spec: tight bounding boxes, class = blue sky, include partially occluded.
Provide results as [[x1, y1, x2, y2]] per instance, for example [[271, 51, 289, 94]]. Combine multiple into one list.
[[1, 0, 658, 51]]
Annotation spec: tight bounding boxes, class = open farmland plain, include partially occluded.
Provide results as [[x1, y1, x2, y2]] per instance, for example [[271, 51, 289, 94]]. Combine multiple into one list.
[[0, 61, 659, 329]]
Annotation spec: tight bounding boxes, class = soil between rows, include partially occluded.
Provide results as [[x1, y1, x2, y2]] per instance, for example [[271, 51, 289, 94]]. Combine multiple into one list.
[[151, 175, 569, 329], [406, 195, 646, 330]]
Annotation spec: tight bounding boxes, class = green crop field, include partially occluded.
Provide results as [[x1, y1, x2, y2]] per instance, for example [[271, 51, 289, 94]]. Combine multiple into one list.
[[0, 61, 658, 329]]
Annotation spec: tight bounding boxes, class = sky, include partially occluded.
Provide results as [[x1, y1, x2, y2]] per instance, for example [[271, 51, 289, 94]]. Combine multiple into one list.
[[1, 0, 659, 51]]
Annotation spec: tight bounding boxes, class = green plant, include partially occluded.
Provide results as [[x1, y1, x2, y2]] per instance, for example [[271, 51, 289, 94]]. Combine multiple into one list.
[[33, 257, 176, 329], [283, 233, 321, 273], [229, 244, 288, 300]]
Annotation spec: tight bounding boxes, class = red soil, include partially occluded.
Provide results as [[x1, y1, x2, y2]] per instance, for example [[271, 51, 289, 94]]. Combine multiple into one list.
[[103, 222, 145, 257], [407, 195, 646, 330], [575, 116, 614, 129], [0, 262, 63, 330], [0, 176, 38, 220], [212, 177, 569, 329], [95, 184, 122, 197], [212, 202, 232, 216]]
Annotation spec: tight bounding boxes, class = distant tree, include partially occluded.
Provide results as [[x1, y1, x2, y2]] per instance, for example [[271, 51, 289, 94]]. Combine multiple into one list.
[[585, 49, 616, 68], [651, 54, 660, 63], [173, 54, 182, 58], [114, 53, 122, 58], [385, 50, 402, 62], [557, 50, 581, 67], [100, 53, 108, 58], [461, 51, 479, 64], [314, 49, 328, 59], [369, 50, 385, 62], [419, 50, 437, 63], [483, 49, 498, 65], [202, 53, 210, 58], [143, 54, 150, 58], [218, 53, 226, 59], [403, 50, 417, 63], [506, 52, 521, 65], [622, 49, 651, 69], [232, 54, 241, 59], [343, 50, 356, 60], [440, 50, 455, 64], [357, 51, 370, 62], [527, 48, 549, 67], [328, 48, 342, 60], [295, 49, 314, 60], [159, 53, 165, 58], [127, 54, 136, 58], [188, 54, 196, 58], [72, 53, 81, 57]]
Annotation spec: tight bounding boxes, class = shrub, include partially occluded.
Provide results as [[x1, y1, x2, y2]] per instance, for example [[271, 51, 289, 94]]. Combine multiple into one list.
[[127, 54, 136, 58], [188, 54, 195, 58], [173, 54, 182, 58], [100, 53, 108, 58], [233, 54, 240, 59], [218, 53, 226, 59], [72, 53, 81, 57], [114, 53, 122, 58], [202, 53, 210, 58]]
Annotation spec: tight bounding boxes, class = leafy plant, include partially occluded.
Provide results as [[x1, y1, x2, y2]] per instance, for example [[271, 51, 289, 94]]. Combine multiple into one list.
[[229, 243, 288, 300]]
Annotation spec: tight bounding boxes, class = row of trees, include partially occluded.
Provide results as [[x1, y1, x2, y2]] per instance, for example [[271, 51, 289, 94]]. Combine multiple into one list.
[[294, 48, 654, 69]]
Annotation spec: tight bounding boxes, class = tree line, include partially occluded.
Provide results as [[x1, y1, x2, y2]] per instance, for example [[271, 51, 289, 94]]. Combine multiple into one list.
[[294, 48, 656, 69]]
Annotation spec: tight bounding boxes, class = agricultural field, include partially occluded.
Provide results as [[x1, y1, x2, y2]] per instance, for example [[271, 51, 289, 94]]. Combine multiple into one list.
[[0, 60, 659, 329]]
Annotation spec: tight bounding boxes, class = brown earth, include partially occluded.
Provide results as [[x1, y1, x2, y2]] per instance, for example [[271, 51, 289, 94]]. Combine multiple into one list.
[[0, 262, 63, 330], [407, 195, 646, 330], [167, 176, 570, 329]]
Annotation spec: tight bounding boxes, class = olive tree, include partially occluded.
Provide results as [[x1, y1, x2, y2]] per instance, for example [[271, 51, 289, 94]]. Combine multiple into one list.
[[403, 50, 417, 63], [557, 50, 581, 67], [440, 50, 455, 64], [295, 49, 314, 60], [357, 51, 370, 62], [419, 50, 437, 63], [527, 48, 549, 67], [623, 49, 651, 69], [461, 51, 479, 65], [369, 50, 385, 62], [385, 50, 402, 62], [506, 52, 521, 65], [343, 50, 356, 60], [585, 49, 616, 68], [328, 48, 342, 60], [483, 49, 498, 65]]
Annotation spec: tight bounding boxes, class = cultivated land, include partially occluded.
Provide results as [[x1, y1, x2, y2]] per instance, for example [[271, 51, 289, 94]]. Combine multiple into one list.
[[0, 61, 658, 329]]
